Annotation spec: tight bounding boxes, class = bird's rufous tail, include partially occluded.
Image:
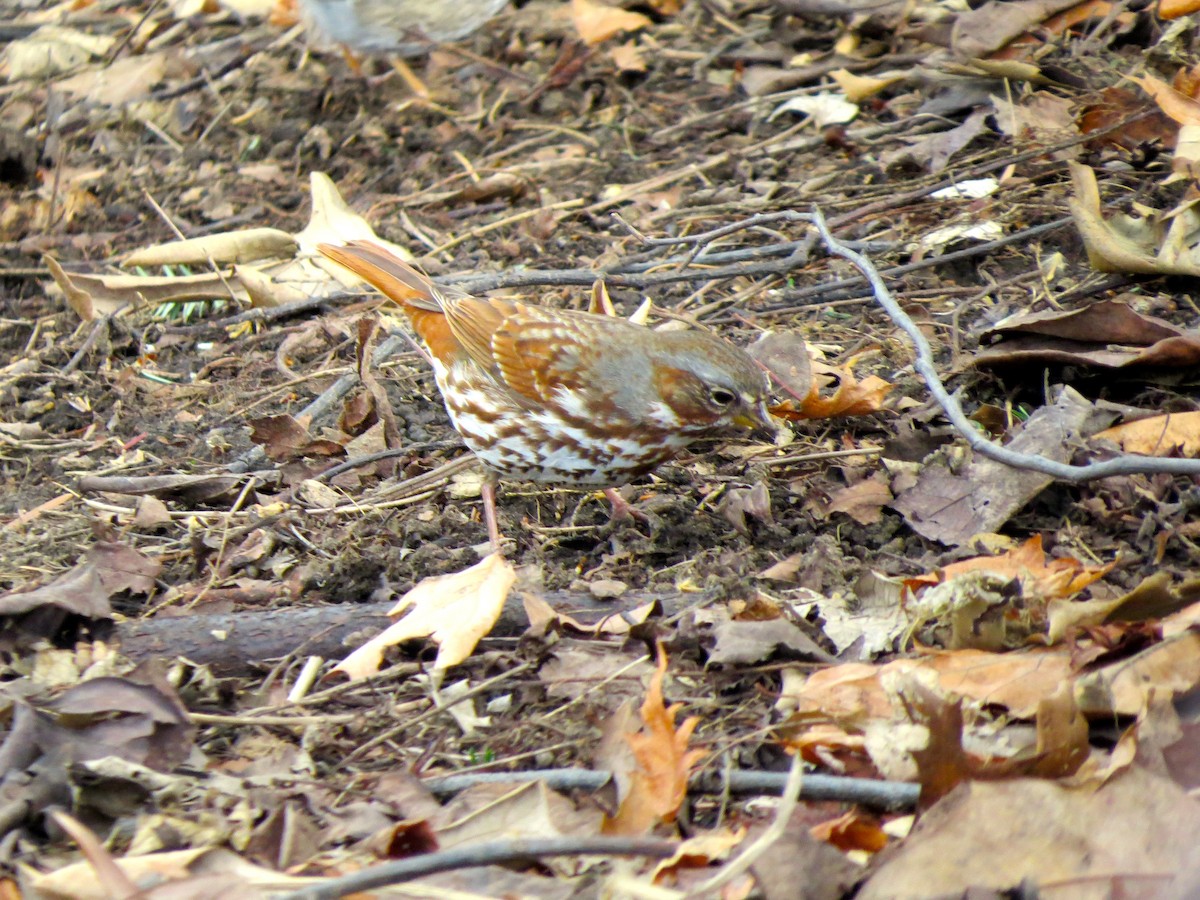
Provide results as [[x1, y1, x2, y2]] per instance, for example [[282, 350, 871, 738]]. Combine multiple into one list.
[[318, 241, 437, 309]]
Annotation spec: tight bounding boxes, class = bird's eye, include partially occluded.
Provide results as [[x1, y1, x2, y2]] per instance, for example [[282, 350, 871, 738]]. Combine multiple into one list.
[[709, 388, 736, 406]]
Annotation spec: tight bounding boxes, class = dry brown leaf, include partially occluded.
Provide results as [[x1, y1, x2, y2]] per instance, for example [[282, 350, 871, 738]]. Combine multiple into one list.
[[247, 415, 345, 462], [571, 0, 651, 46], [435, 781, 604, 876], [949, 0, 1081, 57], [57, 175, 410, 324], [652, 830, 745, 881], [236, 264, 310, 308], [521, 593, 658, 636], [48, 810, 140, 899], [2, 26, 112, 80], [1161, 0, 1200, 17], [746, 331, 812, 401], [1068, 161, 1200, 277], [602, 648, 704, 835], [331, 554, 515, 680], [1078, 86, 1179, 149], [778, 647, 1074, 726], [993, 1, 1136, 62], [810, 809, 889, 853], [608, 41, 646, 73], [826, 475, 893, 525], [856, 767, 1200, 899], [1128, 73, 1200, 127], [0, 542, 159, 620], [905, 535, 1113, 602], [54, 51, 169, 106], [26, 846, 312, 898], [1095, 410, 1200, 456], [1075, 631, 1200, 716], [830, 68, 906, 102], [124, 228, 298, 268], [45, 256, 262, 321], [1029, 683, 1089, 779]]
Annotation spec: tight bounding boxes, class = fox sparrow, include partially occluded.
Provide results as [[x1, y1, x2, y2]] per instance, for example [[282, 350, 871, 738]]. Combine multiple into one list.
[[318, 240, 772, 549]]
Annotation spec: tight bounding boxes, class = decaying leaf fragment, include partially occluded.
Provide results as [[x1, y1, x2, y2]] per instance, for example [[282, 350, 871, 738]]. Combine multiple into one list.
[[767, 356, 893, 421], [1095, 410, 1200, 457], [1068, 161, 1200, 276], [973, 298, 1200, 370]]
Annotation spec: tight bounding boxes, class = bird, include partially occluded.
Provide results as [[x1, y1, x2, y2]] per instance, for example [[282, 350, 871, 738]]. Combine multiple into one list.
[[318, 240, 773, 551], [295, 0, 509, 93]]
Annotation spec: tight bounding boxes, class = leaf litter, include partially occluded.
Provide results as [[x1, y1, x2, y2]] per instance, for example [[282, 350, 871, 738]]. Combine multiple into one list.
[[2, 0, 1200, 895]]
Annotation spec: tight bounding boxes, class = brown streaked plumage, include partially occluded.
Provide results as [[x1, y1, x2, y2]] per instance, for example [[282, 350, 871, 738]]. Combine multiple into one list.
[[319, 239, 771, 550]]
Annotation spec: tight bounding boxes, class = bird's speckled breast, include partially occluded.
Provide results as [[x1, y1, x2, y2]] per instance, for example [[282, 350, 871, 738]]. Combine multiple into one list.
[[433, 359, 688, 485]]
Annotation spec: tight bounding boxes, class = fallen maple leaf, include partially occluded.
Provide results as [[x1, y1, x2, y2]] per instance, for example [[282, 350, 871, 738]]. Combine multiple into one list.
[[770, 361, 893, 420], [905, 535, 1112, 602], [331, 553, 515, 681], [901, 536, 1114, 649], [603, 648, 705, 835]]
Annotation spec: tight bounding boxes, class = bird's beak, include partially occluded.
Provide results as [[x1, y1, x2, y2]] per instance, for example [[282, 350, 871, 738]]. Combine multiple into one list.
[[734, 401, 776, 440]]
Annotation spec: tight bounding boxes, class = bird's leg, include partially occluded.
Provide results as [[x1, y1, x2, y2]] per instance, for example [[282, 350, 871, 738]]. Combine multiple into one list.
[[389, 56, 431, 98], [339, 45, 366, 75], [482, 479, 503, 553], [604, 487, 652, 527]]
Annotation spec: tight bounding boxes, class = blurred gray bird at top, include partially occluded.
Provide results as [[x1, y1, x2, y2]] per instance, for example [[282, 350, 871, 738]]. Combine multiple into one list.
[[298, 0, 510, 57], [296, 0, 509, 93]]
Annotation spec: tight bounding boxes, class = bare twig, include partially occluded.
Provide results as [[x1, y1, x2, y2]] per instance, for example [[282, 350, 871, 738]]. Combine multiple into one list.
[[276, 837, 679, 900], [421, 766, 918, 811], [313, 441, 454, 482], [341, 662, 537, 766], [810, 207, 1200, 480], [227, 333, 410, 474], [752, 216, 1073, 317]]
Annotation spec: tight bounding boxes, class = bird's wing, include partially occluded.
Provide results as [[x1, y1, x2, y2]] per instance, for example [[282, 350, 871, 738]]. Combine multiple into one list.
[[464, 304, 601, 406]]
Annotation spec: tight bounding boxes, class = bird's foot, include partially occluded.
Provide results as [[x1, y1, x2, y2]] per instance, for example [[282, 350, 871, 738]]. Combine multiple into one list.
[[602, 487, 661, 538]]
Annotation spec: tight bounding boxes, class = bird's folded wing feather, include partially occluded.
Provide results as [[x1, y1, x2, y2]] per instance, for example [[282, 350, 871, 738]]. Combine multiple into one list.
[[483, 310, 595, 405]]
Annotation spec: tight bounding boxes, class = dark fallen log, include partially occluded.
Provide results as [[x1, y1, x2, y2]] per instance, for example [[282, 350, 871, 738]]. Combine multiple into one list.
[[114, 590, 693, 673]]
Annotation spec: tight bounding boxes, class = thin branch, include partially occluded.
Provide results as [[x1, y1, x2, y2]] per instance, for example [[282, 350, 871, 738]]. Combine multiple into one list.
[[227, 333, 411, 474], [809, 207, 1200, 480], [421, 766, 918, 811], [755, 215, 1073, 314], [275, 837, 679, 900]]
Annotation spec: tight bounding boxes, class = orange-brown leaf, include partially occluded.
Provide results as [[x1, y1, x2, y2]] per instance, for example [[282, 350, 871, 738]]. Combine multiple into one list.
[[770, 370, 893, 420], [603, 647, 704, 835], [905, 535, 1113, 601]]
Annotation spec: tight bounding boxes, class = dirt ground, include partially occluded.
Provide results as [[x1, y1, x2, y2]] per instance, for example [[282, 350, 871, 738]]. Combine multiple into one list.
[[1, 0, 1199, 895]]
